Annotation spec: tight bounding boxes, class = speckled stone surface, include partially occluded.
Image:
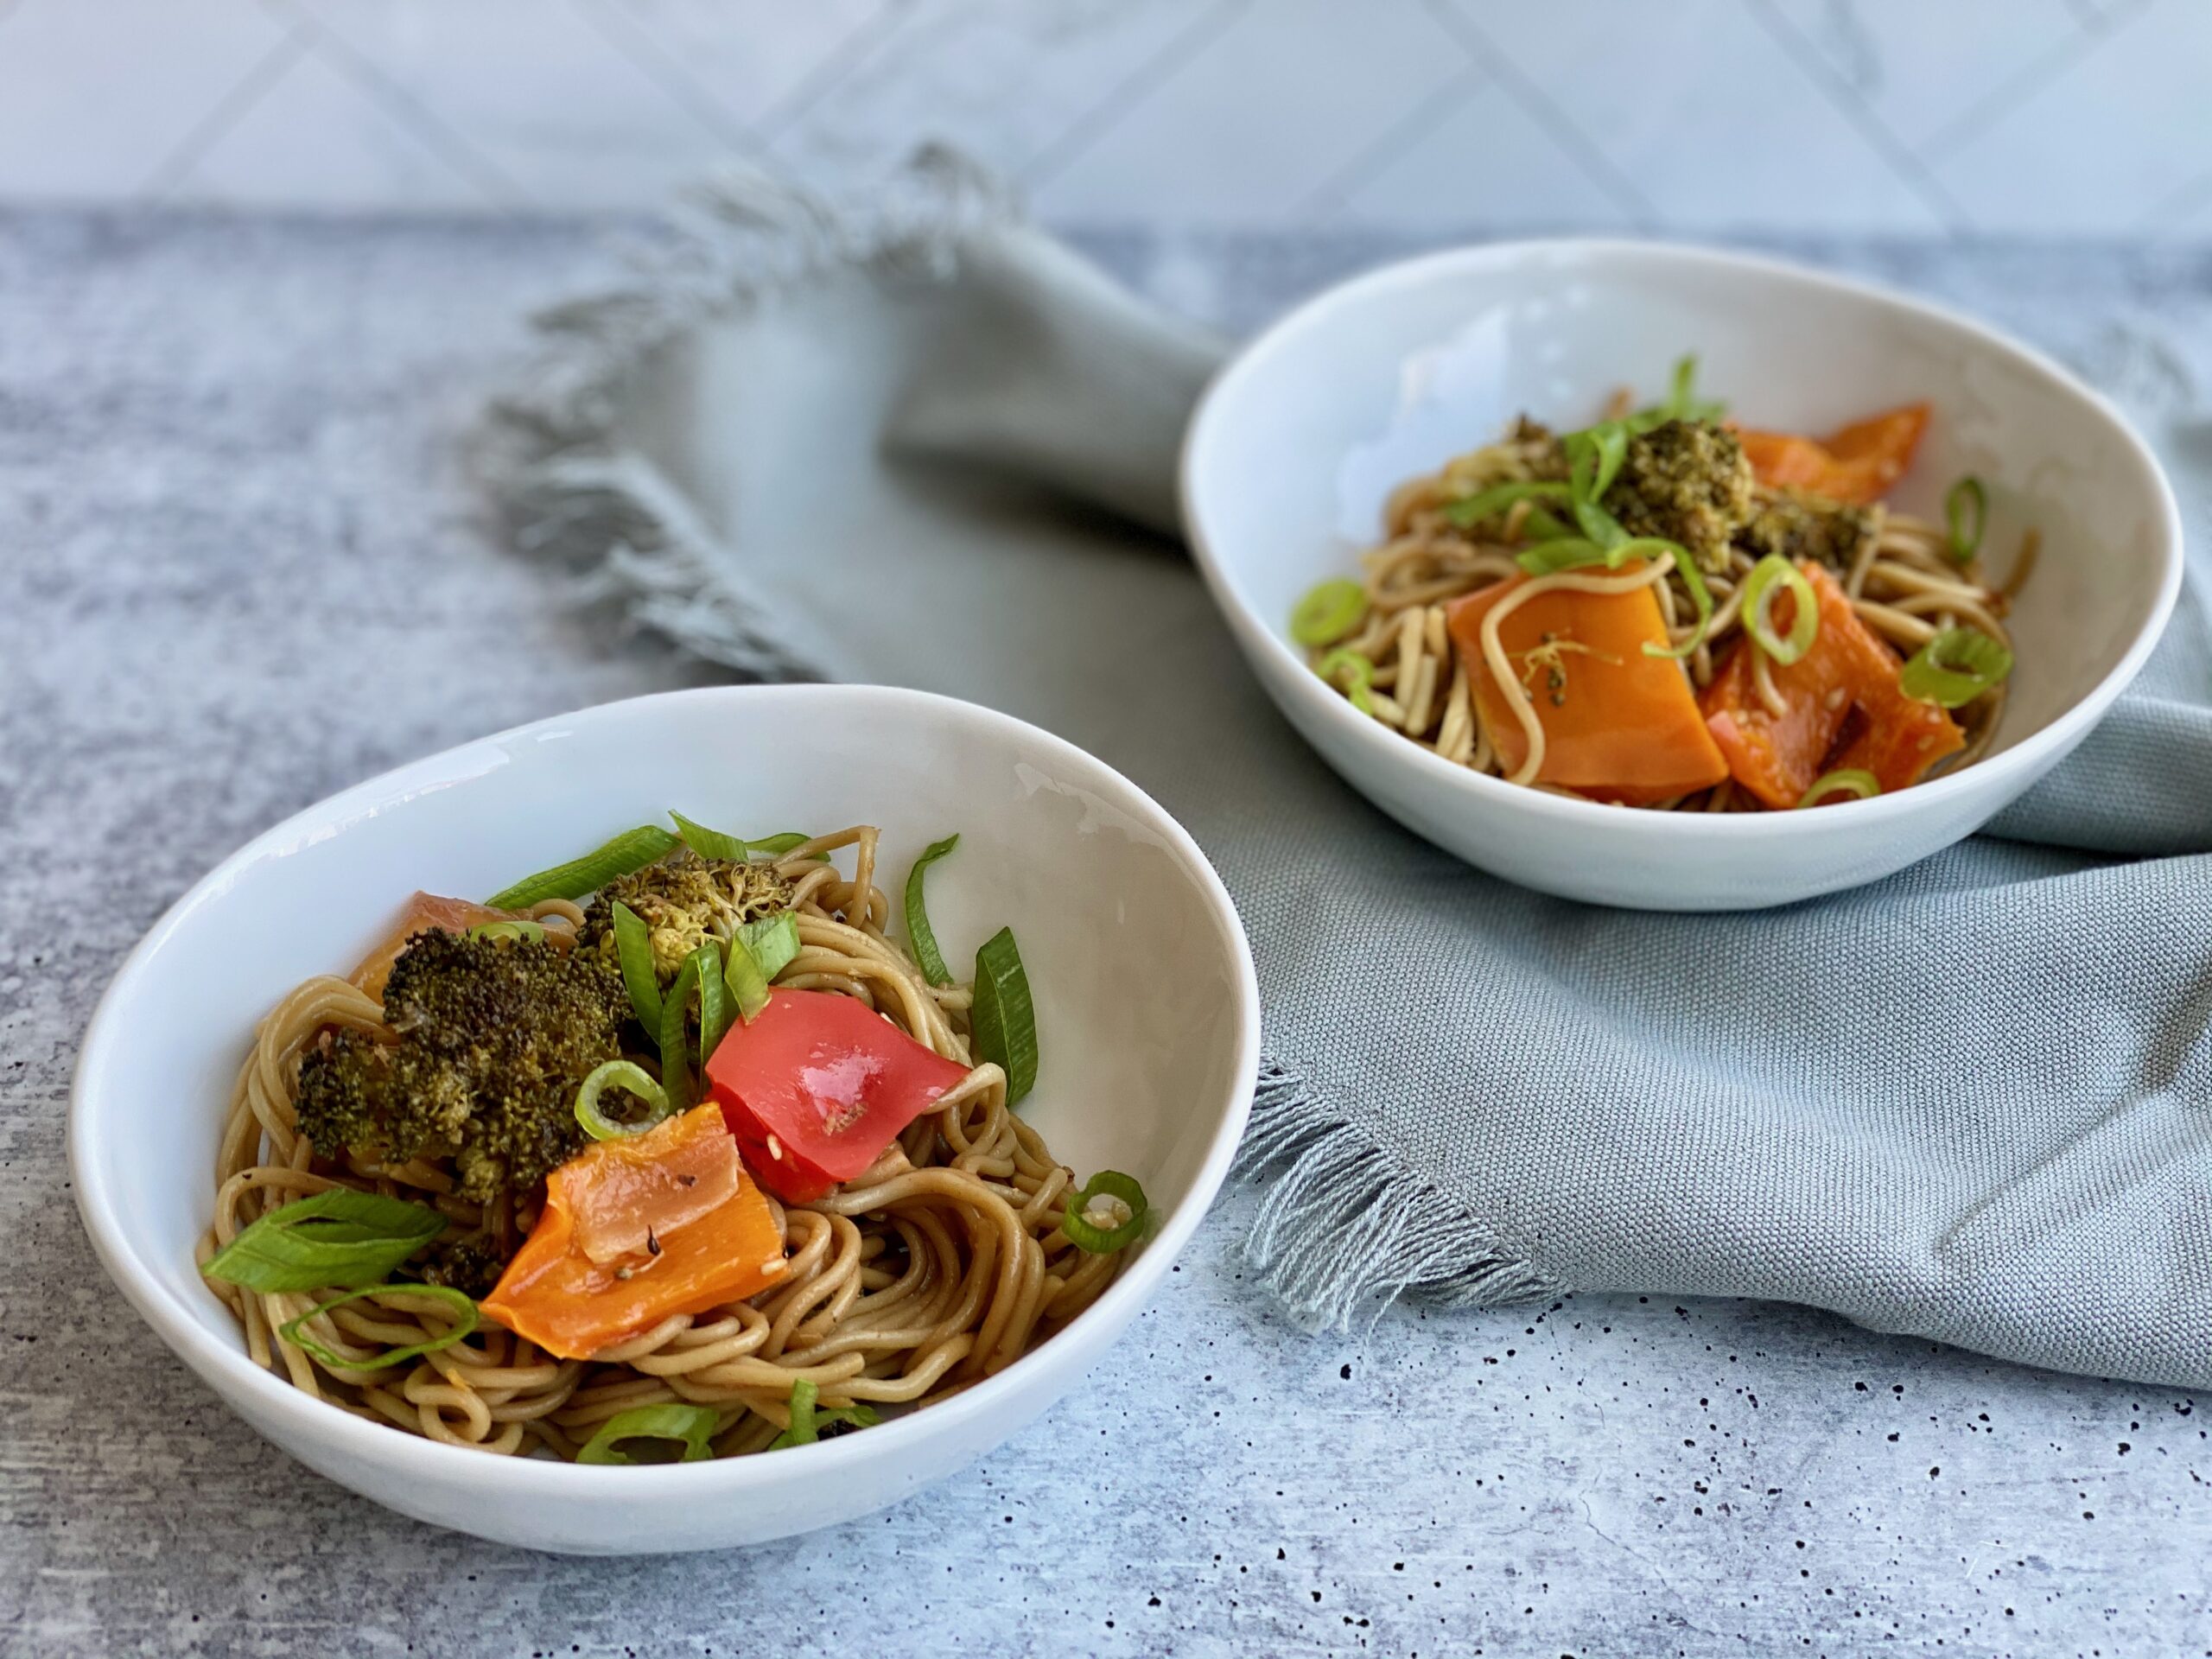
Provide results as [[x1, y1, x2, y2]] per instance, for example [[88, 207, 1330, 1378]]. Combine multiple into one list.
[[3, 212, 2209, 1658]]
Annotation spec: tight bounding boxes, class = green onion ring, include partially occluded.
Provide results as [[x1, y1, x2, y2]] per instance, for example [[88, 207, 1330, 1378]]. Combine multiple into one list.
[[1899, 626, 2013, 708], [902, 834, 961, 988], [1315, 648, 1377, 715], [576, 1403, 721, 1465], [1061, 1170, 1149, 1254], [1740, 555, 1820, 666], [1945, 476, 1986, 566], [574, 1058, 673, 1141], [1290, 577, 1370, 647], [467, 919, 546, 946], [1795, 769, 1882, 809], [278, 1284, 478, 1372]]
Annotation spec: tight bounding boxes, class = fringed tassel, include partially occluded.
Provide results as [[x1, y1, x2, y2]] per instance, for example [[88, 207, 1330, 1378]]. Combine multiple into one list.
[[1236, 1056, 1562, 1332]]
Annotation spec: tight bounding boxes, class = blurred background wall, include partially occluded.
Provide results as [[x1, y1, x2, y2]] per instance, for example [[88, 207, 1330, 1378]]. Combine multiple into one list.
[[0, 0, 2203, 237]]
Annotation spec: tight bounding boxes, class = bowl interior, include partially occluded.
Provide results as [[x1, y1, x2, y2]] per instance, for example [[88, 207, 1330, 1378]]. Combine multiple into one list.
[[75, 686, 1252, 1415], [1186, 241, 2171, 768]]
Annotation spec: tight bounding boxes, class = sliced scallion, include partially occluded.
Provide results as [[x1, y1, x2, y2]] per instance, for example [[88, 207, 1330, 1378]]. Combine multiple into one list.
[[467, 919, 546, 946], [747, 831, 827, 861], [658, 950, 702, 1110], [610, 899, 662, 1029], [1438, 480, 1572, 531], [970, 925, 1039, 1107], [739, 911, 801, 983], [1061, 1170, 1148, 1255], [200, 1189, 447, 1294], [903, 834, 961, 987], [1899, 626, 2013, 708], [1290, 577, 1369, 647], [721, 931, 770, 1027], [1795, 768, 1882, 809], [1315, 647, 1377, 715], [1563, 420, 1630, 504], [575, 1403, 720, 1465], [696, 941, 732, 1060], [575, 1058, 674, 1141], [766, 1378, 880, 1449], [669, 810, 750, 862], [1945, 476, 1986, 566], [1740, 555, 1820, 666], [277, 1283, 478, 1372], [485, 825, 677, 910]]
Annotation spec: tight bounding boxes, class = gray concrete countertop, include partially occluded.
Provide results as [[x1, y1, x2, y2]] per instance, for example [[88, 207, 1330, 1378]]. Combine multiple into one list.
[[3, 211, 2206, 1659]]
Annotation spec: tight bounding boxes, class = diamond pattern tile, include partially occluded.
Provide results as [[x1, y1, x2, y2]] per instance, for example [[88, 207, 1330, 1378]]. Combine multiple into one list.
[[0, 0, 290, 200], [1029, 0, 1469, 226]]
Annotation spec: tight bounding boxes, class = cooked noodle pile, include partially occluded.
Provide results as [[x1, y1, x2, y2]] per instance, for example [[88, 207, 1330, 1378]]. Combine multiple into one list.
[[200, 827, 1122, 1457], [1321, 394, 2025, 809]]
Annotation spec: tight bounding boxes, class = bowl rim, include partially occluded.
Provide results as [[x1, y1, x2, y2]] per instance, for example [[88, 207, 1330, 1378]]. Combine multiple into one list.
[[68, 683, 1262, 1498], [1179, 236, 2185, 841]]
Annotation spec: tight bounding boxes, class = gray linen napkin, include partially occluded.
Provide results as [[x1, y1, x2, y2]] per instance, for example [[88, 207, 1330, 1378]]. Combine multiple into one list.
[[487, 149, 2212, 1389]]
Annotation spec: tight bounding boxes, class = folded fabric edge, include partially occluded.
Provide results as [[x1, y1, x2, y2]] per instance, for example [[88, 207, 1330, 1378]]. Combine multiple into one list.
[[473, 144, 1020, 683], [1237, 1056, 1566, 1332]]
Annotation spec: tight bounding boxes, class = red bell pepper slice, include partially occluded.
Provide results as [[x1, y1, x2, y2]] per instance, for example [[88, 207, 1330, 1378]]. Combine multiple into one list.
[[704, 988, 974, 1204]]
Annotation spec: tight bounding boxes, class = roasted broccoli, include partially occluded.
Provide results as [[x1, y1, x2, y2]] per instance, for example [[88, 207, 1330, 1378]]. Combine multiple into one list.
[[1735, 488, 1877, 574], [578, 849, 793, 985], [295, 930, 628, 1203], [1608, 419, 1755, 570]]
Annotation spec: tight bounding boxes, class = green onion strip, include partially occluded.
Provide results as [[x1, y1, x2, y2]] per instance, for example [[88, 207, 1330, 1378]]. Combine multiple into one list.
[[277, 1284, 479, 1372], [200, 1189, 448, 1294], [610, 899, 663, 1030], [668, 810, 750, 862], [485, 825, 677, 910], [902, 835, 961, 987], [576, 1403, 721, 1465], [970, 925, 1039, 1107], [766, 1378, 880, 1449]]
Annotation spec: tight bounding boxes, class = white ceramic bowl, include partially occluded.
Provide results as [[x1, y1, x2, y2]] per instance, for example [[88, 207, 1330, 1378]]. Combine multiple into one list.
[[70, 686, 1259, 1553], [1181, 239, 2183, 909]]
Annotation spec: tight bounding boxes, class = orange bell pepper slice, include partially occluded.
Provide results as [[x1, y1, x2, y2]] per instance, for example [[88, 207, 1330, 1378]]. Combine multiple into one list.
[[1446, 568, 1728, 806], [1736, 402, 1928, 505], [1701, 562, 1962, 808], [349, 892, 537, 1002], [482, 1103, 787, 1360]]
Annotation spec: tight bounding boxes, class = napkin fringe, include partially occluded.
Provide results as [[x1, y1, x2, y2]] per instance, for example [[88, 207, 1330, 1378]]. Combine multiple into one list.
[[1238, 1058, 1561, 1332], [481, 145, 1020, 683]]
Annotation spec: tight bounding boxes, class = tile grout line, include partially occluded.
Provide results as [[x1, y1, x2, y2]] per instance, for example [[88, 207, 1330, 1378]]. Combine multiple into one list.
[[567, 0, 766, 160], [1916, 0, 2152, 164], [1018, 0, 1253, 191], [256, 0, 533, 212], [749, 0, 918, 145], [1418, 0, 1656, 231], [1742, 0, 1968, 234], [138, 26, 311, 202], [1294, 61, 1487, 220]]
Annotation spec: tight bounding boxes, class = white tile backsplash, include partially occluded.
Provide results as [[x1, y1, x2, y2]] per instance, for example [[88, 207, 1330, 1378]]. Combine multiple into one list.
[[0, 0, 2200, 235]]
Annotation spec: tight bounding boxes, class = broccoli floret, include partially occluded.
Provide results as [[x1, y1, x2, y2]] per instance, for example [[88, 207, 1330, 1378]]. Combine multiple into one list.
[[1609, 419, 1755, 570], [415, 1236, 510, 1299], [578, 849, 793, 984], [296, 931, 627, 1204], [1735, 488, 1876, 573]]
